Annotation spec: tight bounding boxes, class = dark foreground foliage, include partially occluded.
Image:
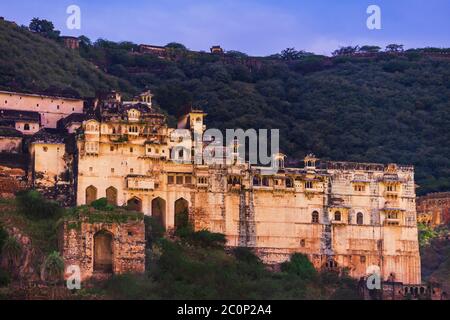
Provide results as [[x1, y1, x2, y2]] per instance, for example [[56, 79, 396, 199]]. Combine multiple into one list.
[[96, 222, 360, 300]]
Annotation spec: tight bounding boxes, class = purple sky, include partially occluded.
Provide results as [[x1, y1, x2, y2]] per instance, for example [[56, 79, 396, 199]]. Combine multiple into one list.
[[1, 0, 449, 56]]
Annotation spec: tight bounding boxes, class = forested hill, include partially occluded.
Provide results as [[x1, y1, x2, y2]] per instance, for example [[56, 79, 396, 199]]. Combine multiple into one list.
[[1, 18, 450, 195]]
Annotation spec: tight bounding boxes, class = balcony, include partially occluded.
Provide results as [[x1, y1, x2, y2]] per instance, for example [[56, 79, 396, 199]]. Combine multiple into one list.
[[384, 218, 401, 226], [126, 176, 155, 191], [384, 190, 400, 198]]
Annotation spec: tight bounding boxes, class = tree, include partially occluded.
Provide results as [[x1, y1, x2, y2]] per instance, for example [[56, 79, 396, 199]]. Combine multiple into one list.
[[29, 18, 60, 40], [78, 35, 92, 47], [281, 253, 317, 280], [332, 46, 360, 56], [165, 42, 187, 51], [359, 45, 381, 54], [281, 48, 308, 61], [385, 44, 404, 53]]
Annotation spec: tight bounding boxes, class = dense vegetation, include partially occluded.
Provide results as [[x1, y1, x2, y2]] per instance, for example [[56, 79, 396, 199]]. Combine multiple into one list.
[[0, 191, 360, 300], [419, 223, 450, 293], [0, 20, 129, 97], [88, 215, 360, 300], [1, 19, 450, 194]]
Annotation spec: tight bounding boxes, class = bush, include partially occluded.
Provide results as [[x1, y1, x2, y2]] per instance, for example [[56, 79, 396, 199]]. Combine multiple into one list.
[[104, 273, 156, 300], [0, 268, 10, 287], [281, 253, 317, 280], [16, 190, 62, 220], [233, 247, 262, 265], [41, 251, 64, 283], [1, 237, 22, 269], [181, 230, 227, 248], [91, 198, 114, 211], [0, 223, 7, 256], [144, 216, 165, 245]]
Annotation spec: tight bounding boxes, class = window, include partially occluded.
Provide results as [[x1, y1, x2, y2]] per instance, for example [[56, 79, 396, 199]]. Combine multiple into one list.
[[147, 148, 152, 153], [57, 105, 60, 110], [360, 256, 366, 263], [387, 185, 397, 192], [168, 176, 174, 185], [312, 211, 319, 224], [130, 147, 134, 153], [176, 176, 184, 185], [178, 149, 184, 158], [354, 185, 365, 192], [262, 177, 269, 187], [305, 181, 313, 189], [334, 211, 342, 221], [130, 168, 134, 174], [24, 123, 30, 131], [111, 168, 115, 173], [43, 146, 48, 152], [185, 176, 192, 184], [253, 176, 261, 186], [110, 146, 114, 152], [300, 239, 306, 247], [286, 178, 293, 188], [357, 212, 364, 225]]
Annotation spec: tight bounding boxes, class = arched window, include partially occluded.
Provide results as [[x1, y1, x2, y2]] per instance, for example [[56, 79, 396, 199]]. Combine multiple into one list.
[[357, 212, 364, 225], [312, 211, 319, 224], [24, 123, 30, 131], [262, 177, 269, 187], [334, 211, 342, 221], [178, 149, 184, 158]]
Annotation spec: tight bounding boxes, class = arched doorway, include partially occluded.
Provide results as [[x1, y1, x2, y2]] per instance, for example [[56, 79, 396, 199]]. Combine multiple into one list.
[[151, 197, 166, 229], [106, 187, 118, 206], [94, 230, 113, 273], [127, 197, 142, 212], [86, 186, 97, 205], [175, 198, 189, 230]]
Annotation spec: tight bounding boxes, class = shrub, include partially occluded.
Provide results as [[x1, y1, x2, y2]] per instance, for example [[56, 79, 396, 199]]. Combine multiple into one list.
[[1, 237, 22, 269], [281, 253, 317, 280], [41, 251, 64, 283], [16, 190, 62, 220], [0, 223, 7, 256], [104, 273, 156, 300], [144, 216, 165, 245], [233, 247, 262, 265], [91, 198, 114, 211], [0, 268, 10, 287], [182, 230, 227, 248]]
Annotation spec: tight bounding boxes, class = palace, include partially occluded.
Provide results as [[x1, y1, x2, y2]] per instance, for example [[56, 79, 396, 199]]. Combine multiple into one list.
[[0, 89, 422, 285]]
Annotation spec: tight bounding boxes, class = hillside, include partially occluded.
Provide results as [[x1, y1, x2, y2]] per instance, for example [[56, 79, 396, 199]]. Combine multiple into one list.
[[1, 19, 450, 194], [0, 20, 129, 97], [0, 194, 359, 300]]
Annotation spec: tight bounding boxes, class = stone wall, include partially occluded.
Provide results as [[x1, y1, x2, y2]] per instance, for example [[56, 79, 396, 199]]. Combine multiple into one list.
[[417, 192, 450, 227], [60, 218, 145, 281], [0, 164, 29, 198]]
